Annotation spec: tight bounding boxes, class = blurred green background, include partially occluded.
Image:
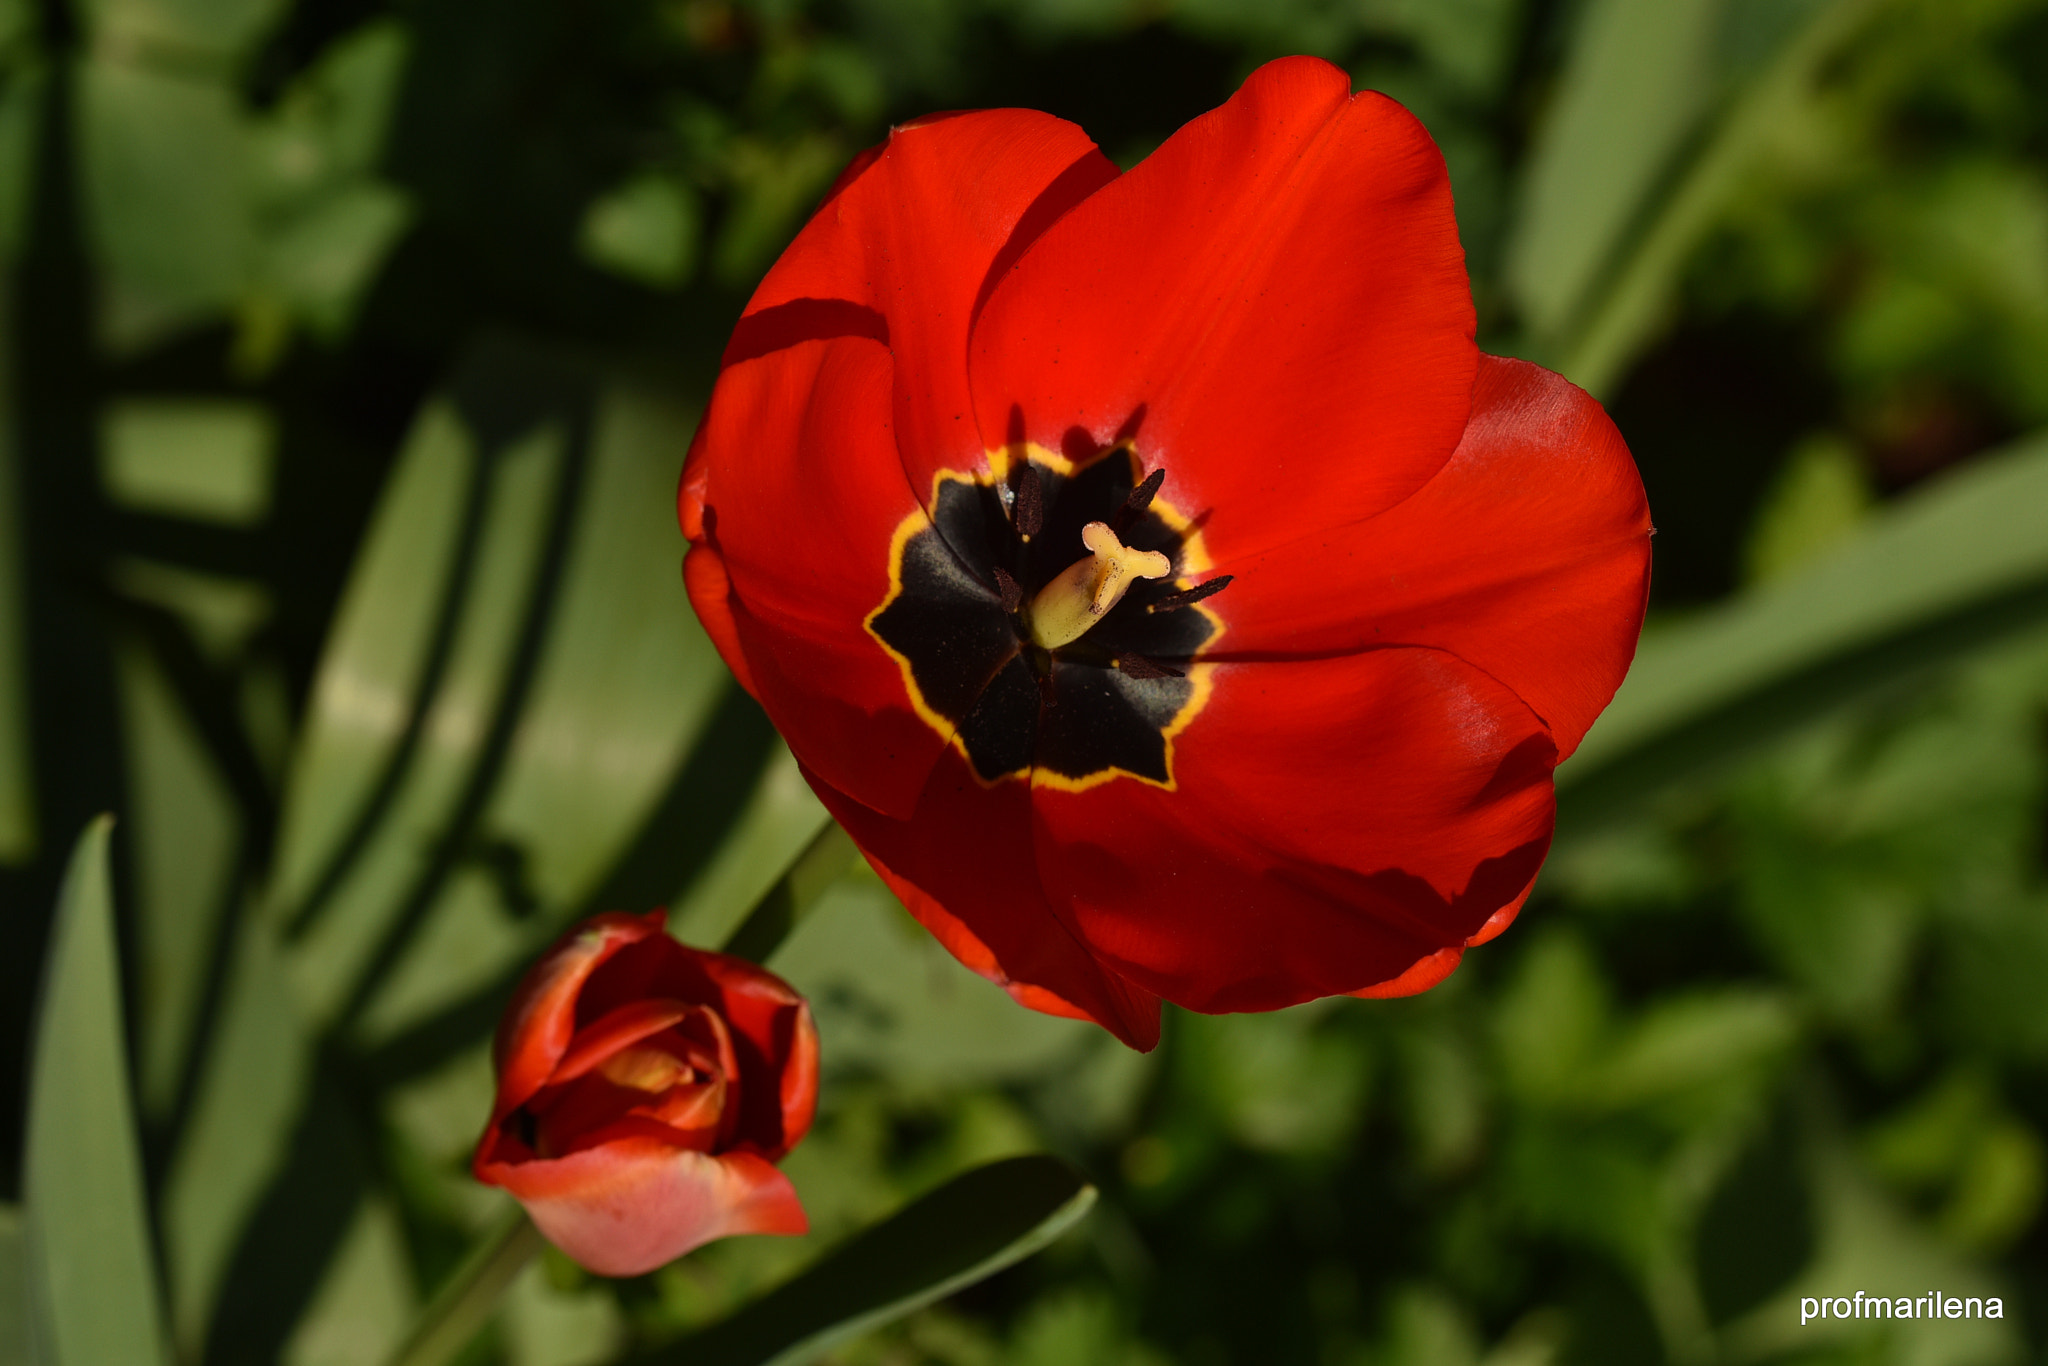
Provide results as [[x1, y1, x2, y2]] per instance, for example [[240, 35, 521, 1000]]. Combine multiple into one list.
[[3, 0, 2048, 1362]]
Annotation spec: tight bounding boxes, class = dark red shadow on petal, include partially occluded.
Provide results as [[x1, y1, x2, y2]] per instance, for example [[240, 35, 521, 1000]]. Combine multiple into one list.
[[1327, 834, 1551, 962], [722, 298, 890, 368], [1187, 835, 1548, 1014], [803, 753, 1162, 1050], [1471, 731, 1566, 809], [969, 149, 1122, 331]]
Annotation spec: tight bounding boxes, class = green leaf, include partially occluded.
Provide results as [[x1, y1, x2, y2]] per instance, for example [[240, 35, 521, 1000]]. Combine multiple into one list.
[[157, 910, 315, 1358], [766, 874, 1094, 1087], [579, 173, 700, 288], [1509, 0, 1880, 395], [1595, 988, 1796, 1114], [23, 816, 170, 1366], [1506, 0, 1725, 340], [258, 183, 412, 339], [275, 343, 579, 1028], [80, 0, 283, 57], [1695, 1113, 1813, 1327], [721, 820, 860, 964], [265, 381, 480, 930], [1727, 1127, 2019, 1362], [383, 1210, 544, 1366], [459, 380, 725, 921], [1558, 430, 2048, 834], [280, 1195, 417, 1366], [97, 399, 274, 524], [0, 57, 32, 869], [1, 1203, 25, 1366], [250, 21, 410, 202], [77, 61, 254, 351], [0, 278, 31, 867], [667, 741, 830, 952], [107, 640, 242, 1117], [353, 375, 732, 1043], [632, 1156, 1097, 1366]]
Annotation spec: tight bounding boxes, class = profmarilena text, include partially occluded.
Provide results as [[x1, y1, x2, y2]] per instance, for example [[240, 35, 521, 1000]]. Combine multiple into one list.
[[1801, 1293, 2004, 1325]]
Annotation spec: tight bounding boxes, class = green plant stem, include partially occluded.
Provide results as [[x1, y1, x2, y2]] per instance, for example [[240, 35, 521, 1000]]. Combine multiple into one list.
[[385, 1207, 546, 1366], [1554, 0, 1886, 397]]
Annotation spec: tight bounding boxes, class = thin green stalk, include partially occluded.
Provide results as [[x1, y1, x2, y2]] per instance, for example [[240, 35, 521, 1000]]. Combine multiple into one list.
[[1555, 0, 1888, 397], [385, 1207, 546, 1366]]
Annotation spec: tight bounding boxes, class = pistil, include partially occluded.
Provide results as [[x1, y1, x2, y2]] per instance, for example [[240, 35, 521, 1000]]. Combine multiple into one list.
[[1027, 521, 1171, 649]]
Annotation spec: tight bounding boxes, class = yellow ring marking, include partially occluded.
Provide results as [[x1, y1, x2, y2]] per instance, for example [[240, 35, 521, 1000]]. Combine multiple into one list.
[[863, 441, 1225, 794]]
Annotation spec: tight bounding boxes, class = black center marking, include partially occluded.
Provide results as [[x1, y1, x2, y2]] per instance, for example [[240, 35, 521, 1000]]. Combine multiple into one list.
[[867, 448, 1222, 787]]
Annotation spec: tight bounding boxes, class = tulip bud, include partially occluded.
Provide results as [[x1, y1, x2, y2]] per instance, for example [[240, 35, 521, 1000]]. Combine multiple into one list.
[[473, 910, 818, 1276]]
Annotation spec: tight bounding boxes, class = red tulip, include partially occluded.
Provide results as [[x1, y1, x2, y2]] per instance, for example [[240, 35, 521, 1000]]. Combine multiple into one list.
[[473, 912, 818, 1275], [679, 57, 1651, 1051]]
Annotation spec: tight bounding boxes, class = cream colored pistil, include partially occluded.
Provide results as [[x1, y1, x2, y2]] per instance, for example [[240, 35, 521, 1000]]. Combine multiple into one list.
[[1026, 521, 1171, 650]]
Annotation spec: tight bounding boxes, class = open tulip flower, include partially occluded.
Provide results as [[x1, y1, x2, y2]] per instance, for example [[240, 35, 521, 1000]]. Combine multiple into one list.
[[473, 912, 818, 1276], [679, 56, 1653, 1051]]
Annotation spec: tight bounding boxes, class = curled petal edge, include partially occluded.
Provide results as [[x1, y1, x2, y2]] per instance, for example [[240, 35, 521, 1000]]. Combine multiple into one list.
[[492, 910, 669, 1127], [479, 1138, 807, 1277], [1346, 880, 1537, 999]]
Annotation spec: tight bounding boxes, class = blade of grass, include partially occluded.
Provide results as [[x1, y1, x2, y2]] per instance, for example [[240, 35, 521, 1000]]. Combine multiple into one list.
[[1552, 0, 1884, 395], [22, 816, 170, 1366], [720, 819, 860, 965], [382, 1208, 544, 1366], [1558, 429, 2048, 833], [627, 1156, 1097, 1366], [0, 1202, 24, 1366]]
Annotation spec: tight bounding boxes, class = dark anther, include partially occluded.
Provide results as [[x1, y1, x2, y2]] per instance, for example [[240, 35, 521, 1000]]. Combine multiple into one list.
[[1112, 467, 1166, 533], [1125, 467, 1165, 514], [1036, 669, 1058, 707], [1147, 574, 1233, 613], [992, 565, 1023, 613], [1014, 466, 1043, 541], [1118, 654, 1184, 680]]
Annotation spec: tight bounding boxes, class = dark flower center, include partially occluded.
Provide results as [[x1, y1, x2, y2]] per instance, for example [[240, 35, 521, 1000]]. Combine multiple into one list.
[[867, 445, 1232, 788]]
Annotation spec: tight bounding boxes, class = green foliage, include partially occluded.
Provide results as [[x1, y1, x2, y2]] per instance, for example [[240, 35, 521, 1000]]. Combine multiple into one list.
[[637, 1157, 1096, 1366], [23, 818, 170, 1366]]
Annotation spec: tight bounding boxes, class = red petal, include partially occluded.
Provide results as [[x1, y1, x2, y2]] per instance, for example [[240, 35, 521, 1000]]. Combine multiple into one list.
[[690, 952, 820, 1157], [1350, 946, 1463, 999], [1032, 649, 1555, 1014], [677, 421, 757, 697], [551, 999, 694, 1084], [680, 542, 757, 697], [970, 56, 1475, 563], [1465, 884, 1532, 946], [580, 937, 816, 1157], [1218, 355, 1653, 760], [803, 757, 1163, 1050], [726, 109, 1117, 500], [491, 911, 668, 1126], [481, 1140, 806, 1277], [687, 337, 950, 818]]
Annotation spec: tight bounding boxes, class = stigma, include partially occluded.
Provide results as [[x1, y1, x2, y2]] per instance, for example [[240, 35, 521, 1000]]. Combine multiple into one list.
[[1027, 521, 1171, 649]]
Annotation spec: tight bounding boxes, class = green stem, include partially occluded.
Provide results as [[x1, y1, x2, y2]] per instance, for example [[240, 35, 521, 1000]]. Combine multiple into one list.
[[385, 1207, 546, 1366]]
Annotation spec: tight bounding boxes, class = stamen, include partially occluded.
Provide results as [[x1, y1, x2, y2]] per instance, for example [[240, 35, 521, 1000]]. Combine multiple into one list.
[[1013, 467, 1043, 541], [1114, 468, 1166, 533], [992, 565, 1023, 614], [1147, 574, 1233, 613], [1027, 521, 1171, 650], [1126, 468, 1165, 511], [1117, 654, 1184, 680]]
